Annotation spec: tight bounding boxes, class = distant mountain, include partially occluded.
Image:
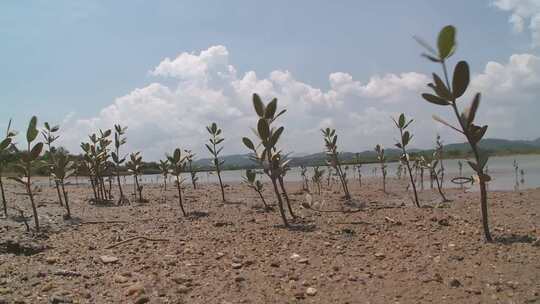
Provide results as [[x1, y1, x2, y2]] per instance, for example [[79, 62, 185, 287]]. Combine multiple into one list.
[[193, 137, 540, 170]]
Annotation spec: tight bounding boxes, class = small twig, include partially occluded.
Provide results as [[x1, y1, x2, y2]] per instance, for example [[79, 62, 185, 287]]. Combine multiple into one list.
[[81, 220, 129, 225], [105, 236, 170, 249]]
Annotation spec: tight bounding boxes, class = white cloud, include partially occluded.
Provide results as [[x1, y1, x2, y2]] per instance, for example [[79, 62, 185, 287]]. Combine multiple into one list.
[[493, 0, 540, 47], [60, 46, 540, 160]]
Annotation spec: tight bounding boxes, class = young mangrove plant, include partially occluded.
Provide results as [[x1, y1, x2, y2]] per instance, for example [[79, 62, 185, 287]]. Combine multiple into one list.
[[416, 25, 493, 241], [41, 122, 64, 207], [206, 123, 226, 201], [392, 113, 420, 207], [354, 153, 362, 186], [184, 149, 198, 190], [321, 128, 351, 200], [9, 116, 43, 231], [127, 152, 144, 202], [167, 148, 187, 216], [242, 169, 270, 210], [80, 129, 112, 203], [158, 159, 169, 191], [421, 155, 449, 202], [300, 165, 310, 192], [242, 93, 296, 227], [0, 120, 16, 218], [312, 166, 324, 195], [374, 144, 387, 193], [435, 134, 445, 186], [112, 124, 129, 205], [52, 152, 76, 219]]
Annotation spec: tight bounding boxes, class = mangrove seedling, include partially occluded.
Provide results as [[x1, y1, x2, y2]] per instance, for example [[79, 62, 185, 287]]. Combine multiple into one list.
[[321, 128, 351, 200], [0, 119, 16, 217], [392, 113, 420, 207], [242, 93, 296, 227], [112, 124, 129, 205], [374, 144, 387, 193], [312, 166, 324, 195], [126, 152, 144, 202], [417, 25, 493, 241], [52, 152, 76, 218], [435, 134, 445, 185], [184, 149, 198, 189], [41, 122, 64, 207], [9, 116, 44, 231], [300, 165, 310, 192], [421, 155, 449, 202], [167, 148, 187, 216], [206, 123, 226, 201], [158, 159, 169, 191], [242, 169, 270, 210]]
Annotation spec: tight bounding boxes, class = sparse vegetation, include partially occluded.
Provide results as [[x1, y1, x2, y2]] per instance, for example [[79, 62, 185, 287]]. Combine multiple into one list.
[[321, 128, 351, 200], [9, 116, 44, 231], [312, 166, 324, 195], [126, 152, 144, 202], [242, 93, 295, 227], [206, 123, 226, 201], [167, 148, 187, 216], [158, 159, 169, 191], [417, 25, 493, 241], [184, 149, 199, 190], [242, 169, 270, 210], [393, 113, 420, 207], [374, 144, 387, 193], [0, 119, 16, 218], [112, 124, 129, 205]]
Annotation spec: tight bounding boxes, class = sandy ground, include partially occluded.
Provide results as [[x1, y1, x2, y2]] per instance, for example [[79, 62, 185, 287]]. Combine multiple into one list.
[[0, 176, 539, 304]]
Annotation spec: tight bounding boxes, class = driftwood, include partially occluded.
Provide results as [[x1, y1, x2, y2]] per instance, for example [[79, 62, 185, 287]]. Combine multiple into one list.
[[105, 236, 170, 249]]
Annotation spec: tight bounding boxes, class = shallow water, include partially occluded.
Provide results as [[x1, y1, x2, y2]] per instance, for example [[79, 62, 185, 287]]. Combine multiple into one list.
[[61, 154, 540, 192]]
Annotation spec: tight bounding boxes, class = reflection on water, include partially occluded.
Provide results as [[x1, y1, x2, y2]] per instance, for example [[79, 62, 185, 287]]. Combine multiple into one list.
[[57, 154, 540, 192]]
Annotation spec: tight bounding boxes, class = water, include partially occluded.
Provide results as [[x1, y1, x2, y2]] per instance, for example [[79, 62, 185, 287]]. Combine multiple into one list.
[[63, 154, 540, 191]]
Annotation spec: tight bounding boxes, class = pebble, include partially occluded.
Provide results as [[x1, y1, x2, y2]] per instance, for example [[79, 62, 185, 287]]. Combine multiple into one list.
[[374, 253, 385, 259], [231, 263, 243, 269], [126, 283, 145, 296], [298, 258, 309, 264], [306, 287, 317, 296], [449, 278, 461, 288], [45, 256, 58, 264], [99, 255, 119, 264], [134, 296, 149, 304], [114, 274, 129, 283]]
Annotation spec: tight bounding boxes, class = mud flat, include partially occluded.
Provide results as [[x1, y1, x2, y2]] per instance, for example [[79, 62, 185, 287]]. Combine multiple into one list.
[[0, 177, 539, 303]]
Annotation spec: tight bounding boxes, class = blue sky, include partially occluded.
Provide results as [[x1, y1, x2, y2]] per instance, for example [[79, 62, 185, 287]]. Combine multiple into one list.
[[1, 1, 539, 159]]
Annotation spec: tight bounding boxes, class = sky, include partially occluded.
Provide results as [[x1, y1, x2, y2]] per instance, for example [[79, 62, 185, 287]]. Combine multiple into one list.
[[1, 0, 539, 160]]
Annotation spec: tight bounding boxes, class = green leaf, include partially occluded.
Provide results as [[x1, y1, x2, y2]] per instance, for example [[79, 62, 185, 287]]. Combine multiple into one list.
[[437, 25, 456, 59], [270, 126, 284, 146], [431, 73, 452, 100], [26, 116, 38, 143], [30, 142, 43, 160], [422, 93, 451, 106], [242, 137, 255, 150], [398, 114, 405, 128], [257, 119, 270, 141], [452, 61, 470, 98], [205, 144, 215, 155], [0, 137, 11, 151], [402, 131, 410, 146], [264, 98, 277, 119], [252, 93, 265, 117], [465, 93, 481, 127]]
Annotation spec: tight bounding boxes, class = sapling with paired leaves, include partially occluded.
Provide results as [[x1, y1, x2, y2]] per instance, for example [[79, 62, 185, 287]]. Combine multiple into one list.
[[184, 149, 198, 189], [312, 166, 324, 195], [374, 144, 387, 193], [206, 123, 226, 201], [52, 152, 76, 218], [126, 152, 144, 202], [392, 113, 420, 207], [242, 93, 296, 227], [112, 124, 129, 205], [242, 169, 270, 210], [9, 116, 44, 231], [300, 165, 310, 192], [41, 122, 64, 207], [321, 128, 351, 200], [435, 135, 445, 186], [158, 159, 169, 191], [168, 148, 187, 216], [420, 155, 449, 202], [0, 120, 16, 217], [416, 25, 493, 241]]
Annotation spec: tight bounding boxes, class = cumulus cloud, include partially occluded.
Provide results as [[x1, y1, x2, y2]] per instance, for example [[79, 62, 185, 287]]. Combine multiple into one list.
[[492, 0, 540, 47], [60, 46, 540, 160]]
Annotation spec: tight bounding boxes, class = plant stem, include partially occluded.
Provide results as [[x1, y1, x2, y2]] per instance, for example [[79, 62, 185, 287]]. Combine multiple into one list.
[[176, 175, 186, 216]]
